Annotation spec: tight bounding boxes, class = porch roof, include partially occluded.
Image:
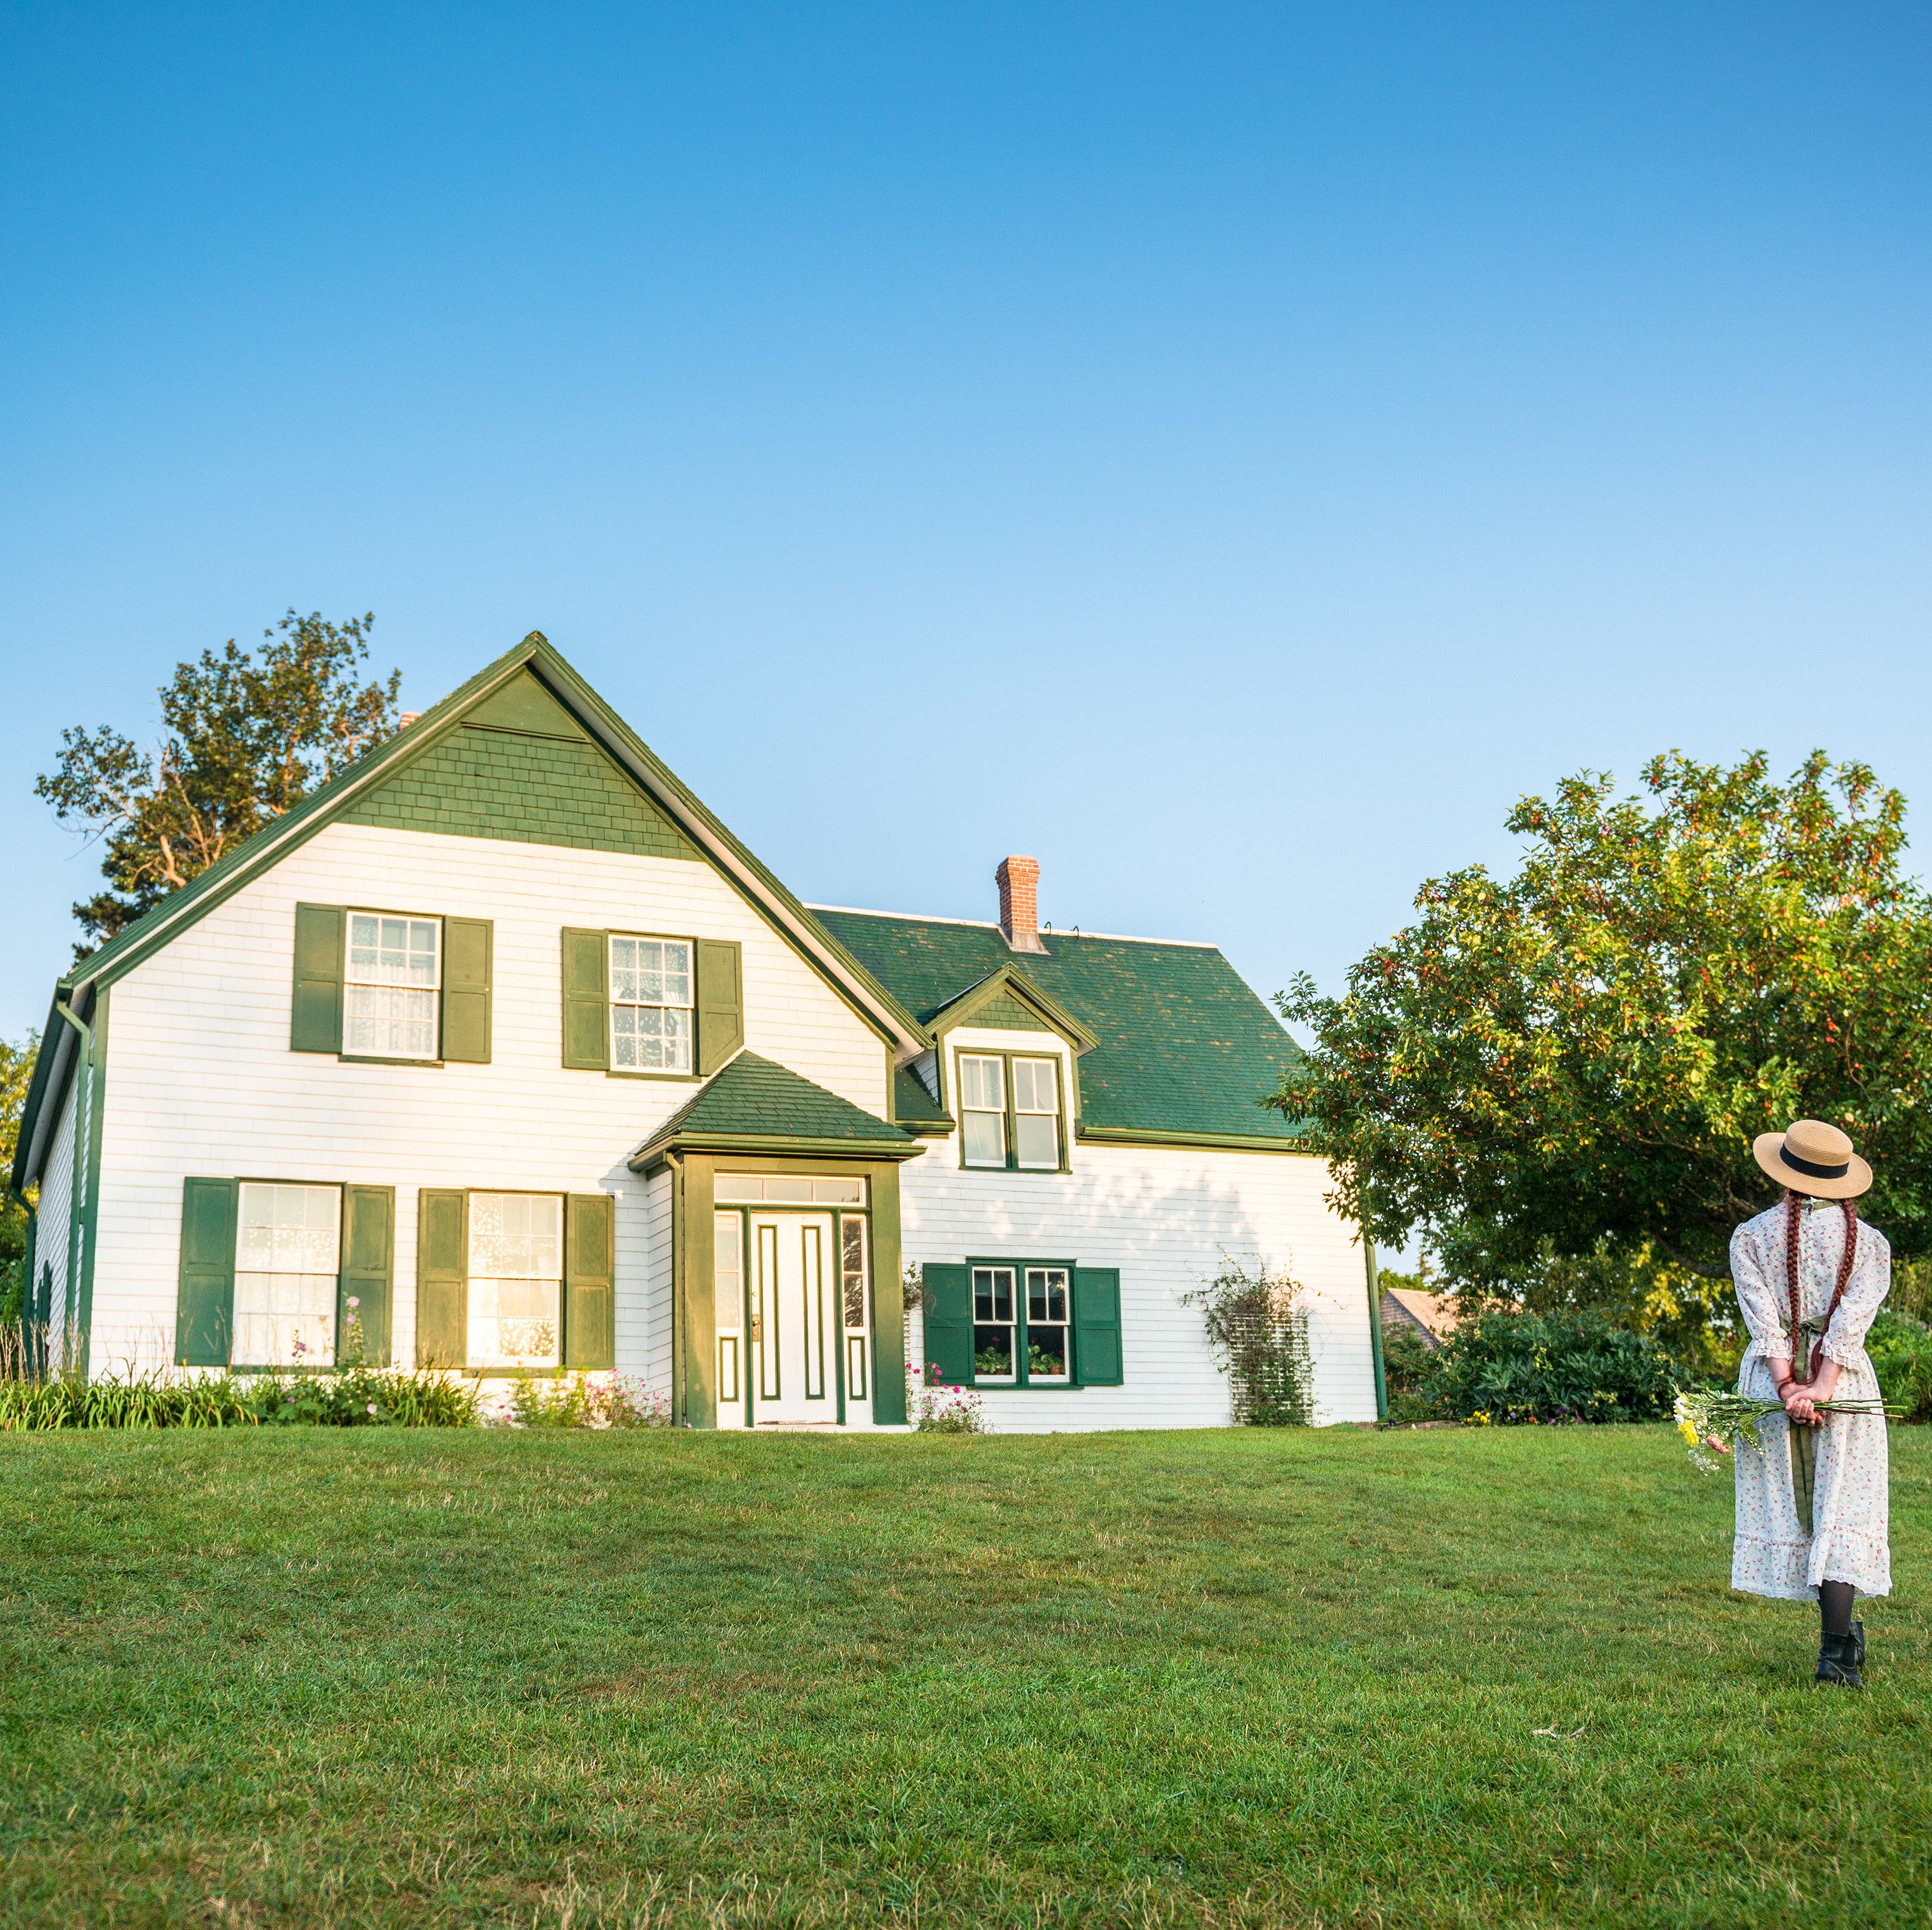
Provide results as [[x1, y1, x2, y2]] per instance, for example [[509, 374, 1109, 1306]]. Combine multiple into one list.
[[629, 1051, 922, 1169]]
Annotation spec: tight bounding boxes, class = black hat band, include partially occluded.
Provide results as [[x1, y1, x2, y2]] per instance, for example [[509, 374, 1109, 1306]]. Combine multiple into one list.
[[1781, 1144, 1850, 1181]]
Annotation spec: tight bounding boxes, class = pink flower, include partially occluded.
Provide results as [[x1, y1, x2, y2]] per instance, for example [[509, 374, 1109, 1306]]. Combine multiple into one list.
[[348, 1296, 360, 1309]]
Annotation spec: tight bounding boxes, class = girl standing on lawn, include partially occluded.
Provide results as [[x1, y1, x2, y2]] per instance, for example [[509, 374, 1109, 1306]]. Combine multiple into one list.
[[1728, 1119, 1891, 1688]]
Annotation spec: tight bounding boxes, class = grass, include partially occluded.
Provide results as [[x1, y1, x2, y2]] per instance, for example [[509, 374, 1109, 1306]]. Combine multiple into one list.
[[0, 1426, 1925, 1929]]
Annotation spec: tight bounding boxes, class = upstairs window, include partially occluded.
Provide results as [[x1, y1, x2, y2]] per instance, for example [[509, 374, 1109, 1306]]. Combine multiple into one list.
[[345, 916, 440, 1058], [609, 936, 693, 1073], [959, 1055, 1007, 1166], [957, 1049, 1066, 1172]]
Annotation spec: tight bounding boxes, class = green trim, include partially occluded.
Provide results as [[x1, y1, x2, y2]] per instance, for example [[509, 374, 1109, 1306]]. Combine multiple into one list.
[[338, 1054, 446, 1069], [867, 1165, 906, 1425], [75, 989, 107, 1377], [1363, 1221, 1388, 1425], [928, 965, 1099, 1053], [952, 1046, 1070, 1174], [605, 1069, 706, 1084], [640, 1131, 925, 1168], [1074, 1123, 1314, 1155], [678, 1158, 717, 1428]]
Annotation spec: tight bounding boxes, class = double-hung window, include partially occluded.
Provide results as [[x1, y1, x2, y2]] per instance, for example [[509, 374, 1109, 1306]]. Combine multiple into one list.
[[233, 1182, 341, 1365], [345, 915, 440, 1058], [957, 1051, 1065, 1171], [1025, 1266, 1071, 1380], [468, 1192, 563, 1368], [609, 937, 693, 1072], [972, 1263, 1017, 1380]]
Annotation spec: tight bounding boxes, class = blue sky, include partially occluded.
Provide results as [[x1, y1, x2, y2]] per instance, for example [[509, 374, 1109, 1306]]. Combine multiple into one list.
[[3, 2, 1927, 1042]]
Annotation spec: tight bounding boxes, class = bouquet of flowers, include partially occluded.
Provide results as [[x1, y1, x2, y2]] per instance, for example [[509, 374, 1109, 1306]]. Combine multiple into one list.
[[1673, 1386, 1896, 1474]]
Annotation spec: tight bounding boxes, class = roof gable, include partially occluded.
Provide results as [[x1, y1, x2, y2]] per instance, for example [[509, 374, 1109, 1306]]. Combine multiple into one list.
[[926, 964, 1099, 1052], [808, 909, 1305, 1147]]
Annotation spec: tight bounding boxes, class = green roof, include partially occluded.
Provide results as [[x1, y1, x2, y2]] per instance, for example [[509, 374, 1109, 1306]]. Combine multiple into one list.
[[892, 1063, 952, 1132], [631, 1052, 918, 1167], [808, 910, 1305, 1146]]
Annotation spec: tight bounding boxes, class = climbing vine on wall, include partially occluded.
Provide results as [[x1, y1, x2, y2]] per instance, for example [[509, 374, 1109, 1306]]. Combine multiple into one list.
[[1186, 1256, 1314, 1425]]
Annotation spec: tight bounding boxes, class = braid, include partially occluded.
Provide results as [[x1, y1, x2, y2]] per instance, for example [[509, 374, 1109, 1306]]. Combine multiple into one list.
[[1785, 1190, 1804, 1355], [1779, 1187, 1860, 1383]]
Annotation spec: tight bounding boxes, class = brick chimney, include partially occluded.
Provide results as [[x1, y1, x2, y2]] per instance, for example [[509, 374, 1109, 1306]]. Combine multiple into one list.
[[995, 855, 1047, 953], [398, 711, 422, 729]]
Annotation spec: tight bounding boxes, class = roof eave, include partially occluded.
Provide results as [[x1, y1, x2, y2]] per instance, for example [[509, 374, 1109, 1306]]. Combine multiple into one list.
[[630, 1131, 928, 1172]]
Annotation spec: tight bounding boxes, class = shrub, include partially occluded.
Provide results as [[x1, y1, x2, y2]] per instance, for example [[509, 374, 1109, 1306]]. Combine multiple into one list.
[[504, 1374, 670, 1428], [1381, 1325, 1449, 1423], [250, 1367, 479, 1428], [1868, 1309, 1932, 1424], [1185, 1257, 1314, 1425], [907, 1363, 984, 1434], [1421, 1310, 1676, 1425]]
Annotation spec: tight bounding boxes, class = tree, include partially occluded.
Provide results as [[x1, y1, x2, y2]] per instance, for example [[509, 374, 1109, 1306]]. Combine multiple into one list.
[[36, 611, 399, 950], [1, 1033, 37, 1318], [1272, 752, 1932, 1287]]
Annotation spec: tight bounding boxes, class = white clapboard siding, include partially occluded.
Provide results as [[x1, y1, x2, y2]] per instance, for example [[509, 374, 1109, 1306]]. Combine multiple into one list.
[[88, 821, 887, 1376], [35, 1079, 79, 1369], [903, 1030, 1377, 1428]]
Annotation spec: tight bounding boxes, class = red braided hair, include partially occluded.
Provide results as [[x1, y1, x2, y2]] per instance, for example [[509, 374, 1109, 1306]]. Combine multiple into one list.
[[1783, 1189, 1860, 1384]]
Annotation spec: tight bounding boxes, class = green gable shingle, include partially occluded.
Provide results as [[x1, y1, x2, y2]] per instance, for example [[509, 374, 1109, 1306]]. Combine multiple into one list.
[[343, 725, 700, 860], [808, 910, 1306, 1146]]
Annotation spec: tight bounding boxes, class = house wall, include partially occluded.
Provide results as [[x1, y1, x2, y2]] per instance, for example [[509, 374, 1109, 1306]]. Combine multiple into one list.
[[88, 820, 888, 1377], [903, 1024, 1378, 1428], [35, 1075, 79, 1370]]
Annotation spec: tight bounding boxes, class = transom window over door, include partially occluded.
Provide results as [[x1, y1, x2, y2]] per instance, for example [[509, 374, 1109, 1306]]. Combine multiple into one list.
[[234, 1183, 340, 1364], [345, 915, 440, 1057], [468, 1192, 563, 1367], [609, 937, 693, 1072]]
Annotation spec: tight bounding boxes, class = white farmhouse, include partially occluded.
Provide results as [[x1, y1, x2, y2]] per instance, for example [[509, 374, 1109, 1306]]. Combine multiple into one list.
[[12, 635, 1386, 1428]]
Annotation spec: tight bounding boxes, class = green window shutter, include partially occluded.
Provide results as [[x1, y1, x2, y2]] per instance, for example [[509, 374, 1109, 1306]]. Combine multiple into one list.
[[564, 1192, 615, 1369], [291, 904, 345, 1053], [176, 1177, 237, 1367], [921, 1263, 974, 1388], [440, 918, 492, 1063], [1073, 1267, 1124, 1386], [561, 928, 609, 1069], [416, 1189, 468, 1368], [340, 1186, 395, 1367], [695, 938, 744, 1075]]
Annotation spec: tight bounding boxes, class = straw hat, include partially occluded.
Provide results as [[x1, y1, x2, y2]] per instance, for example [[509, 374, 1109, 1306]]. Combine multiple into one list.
[[1753, 1118, 1872, 1200]]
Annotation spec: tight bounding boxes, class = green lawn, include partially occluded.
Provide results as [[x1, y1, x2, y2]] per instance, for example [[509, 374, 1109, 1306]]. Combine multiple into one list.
[[0, 1426, 1926, 1929]]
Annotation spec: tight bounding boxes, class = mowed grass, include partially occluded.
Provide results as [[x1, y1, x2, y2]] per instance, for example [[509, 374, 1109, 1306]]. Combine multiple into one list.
[[0, 1427, 1927, 1930]]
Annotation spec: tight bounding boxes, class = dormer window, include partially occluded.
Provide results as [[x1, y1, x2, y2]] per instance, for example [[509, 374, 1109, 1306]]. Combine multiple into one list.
[[958, 1050, 1066, 1172]]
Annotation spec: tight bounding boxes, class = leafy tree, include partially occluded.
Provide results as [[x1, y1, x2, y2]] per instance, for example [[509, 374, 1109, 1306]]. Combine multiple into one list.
[[2, 1033, 37, 1318], [36, 611, 399, 950], [1274, 752, 1932, 1287]]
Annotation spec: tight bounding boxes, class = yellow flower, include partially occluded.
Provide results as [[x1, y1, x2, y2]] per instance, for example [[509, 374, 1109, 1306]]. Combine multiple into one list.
[[1679, 1421, 1700, 1446], [1470, 1410, 1492, 1426]]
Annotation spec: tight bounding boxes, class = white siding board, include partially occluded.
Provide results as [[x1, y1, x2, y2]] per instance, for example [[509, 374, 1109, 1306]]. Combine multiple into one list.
[[89, 822, 886, 1379], [36, 1081, 78, 1369], [902, 1140, 1378, 1431]]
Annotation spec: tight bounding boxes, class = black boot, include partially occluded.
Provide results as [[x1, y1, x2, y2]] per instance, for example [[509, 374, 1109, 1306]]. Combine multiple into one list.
[[1816, 1630, 1864, 1689], [1848, 1619, 1866, 1673]]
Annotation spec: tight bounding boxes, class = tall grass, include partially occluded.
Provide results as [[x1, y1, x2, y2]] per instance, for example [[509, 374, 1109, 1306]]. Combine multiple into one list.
[[0, 1361, 479, 1431]]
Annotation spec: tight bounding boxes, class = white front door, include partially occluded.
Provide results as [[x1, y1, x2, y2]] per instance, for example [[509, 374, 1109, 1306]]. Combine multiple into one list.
[[751, 1211, 838, 1424]]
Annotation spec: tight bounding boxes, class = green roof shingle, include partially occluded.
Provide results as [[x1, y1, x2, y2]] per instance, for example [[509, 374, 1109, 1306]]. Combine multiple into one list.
[[633, 1051, 915, 1164], [808, 910, 1305, 1144]]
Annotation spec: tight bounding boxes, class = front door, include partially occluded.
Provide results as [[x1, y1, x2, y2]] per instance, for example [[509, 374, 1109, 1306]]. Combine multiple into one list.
[[750, 1211, 838, 1424]]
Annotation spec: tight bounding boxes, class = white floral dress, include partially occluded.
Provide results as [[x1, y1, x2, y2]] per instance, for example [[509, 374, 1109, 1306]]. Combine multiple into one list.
[[1728, 1201, 1891, 1601]]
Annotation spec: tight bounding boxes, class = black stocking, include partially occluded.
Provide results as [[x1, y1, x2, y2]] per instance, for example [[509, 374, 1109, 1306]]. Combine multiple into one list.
[[1819, 1579, 1856, 1639]]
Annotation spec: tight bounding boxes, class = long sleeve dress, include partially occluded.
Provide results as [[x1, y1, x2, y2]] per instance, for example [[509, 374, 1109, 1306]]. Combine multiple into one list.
[[1728, 1200, 1891, 1600]]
